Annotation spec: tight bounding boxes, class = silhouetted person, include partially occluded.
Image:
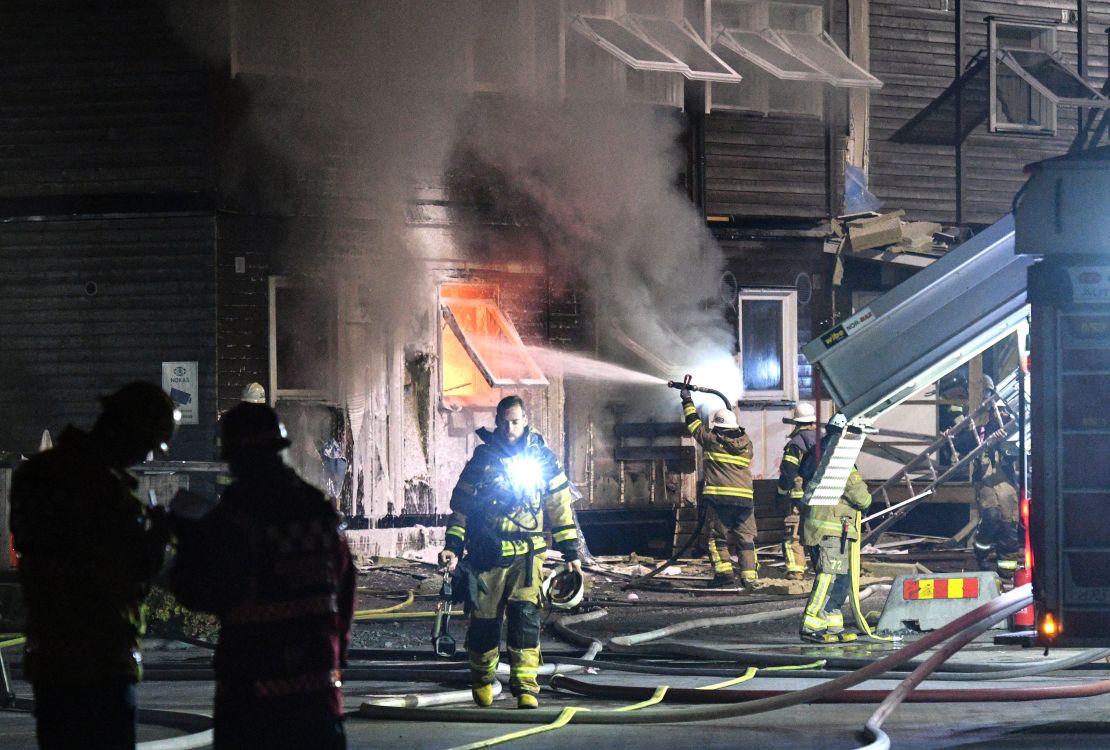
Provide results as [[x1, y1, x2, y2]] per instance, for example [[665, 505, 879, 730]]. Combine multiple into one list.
[[10, 381, 177, 749], [170, 403, 355, 750]]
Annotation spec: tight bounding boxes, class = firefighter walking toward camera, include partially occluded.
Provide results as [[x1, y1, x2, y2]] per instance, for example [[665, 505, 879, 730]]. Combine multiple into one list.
[[777, 403, 818, 581], [972, 447, 1023, 580], [680, 388, 758, 590], [438, 395, 581, 710], [799, 414, 872, 644]]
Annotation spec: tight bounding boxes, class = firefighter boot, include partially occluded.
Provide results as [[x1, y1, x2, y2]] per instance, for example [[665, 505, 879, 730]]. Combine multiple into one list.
[[799, 630, 840, 644], [508, 647, 542, 708], [469, 646, 500, 707], [709, 572, 739, 588]]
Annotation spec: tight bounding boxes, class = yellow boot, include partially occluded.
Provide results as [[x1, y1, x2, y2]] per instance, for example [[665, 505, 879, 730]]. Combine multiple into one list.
[[509, 646, 542, 709], [469, 646, 500, 707], [517, 693, 539, 709]]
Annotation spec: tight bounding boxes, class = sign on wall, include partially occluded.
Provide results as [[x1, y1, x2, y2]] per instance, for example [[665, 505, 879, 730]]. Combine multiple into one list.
[[162, 361, 199, 425]]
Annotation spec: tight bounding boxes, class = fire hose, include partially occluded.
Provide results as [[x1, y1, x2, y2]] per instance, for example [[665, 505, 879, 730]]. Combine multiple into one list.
[[356, 584, 1036, 724]]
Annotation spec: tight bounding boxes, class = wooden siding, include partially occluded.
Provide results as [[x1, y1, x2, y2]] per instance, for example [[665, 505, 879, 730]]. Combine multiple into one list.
[[0, 216, 218, 460], [0, 2, 214, 198], [704, 112, 833, 218], [869, 0, 1110, 226]]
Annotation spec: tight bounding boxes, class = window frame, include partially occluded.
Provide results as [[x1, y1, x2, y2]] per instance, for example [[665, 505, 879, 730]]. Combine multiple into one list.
[[988, 18, 1059, 135], [736, 287, 798, 402], [268, 276, 336, 403]]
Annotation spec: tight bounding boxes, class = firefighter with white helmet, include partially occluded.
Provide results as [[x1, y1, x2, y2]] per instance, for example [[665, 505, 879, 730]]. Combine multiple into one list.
[[777, 402, 818, 581], [679, 388, 759, 590], [240, 382, 267, 404]]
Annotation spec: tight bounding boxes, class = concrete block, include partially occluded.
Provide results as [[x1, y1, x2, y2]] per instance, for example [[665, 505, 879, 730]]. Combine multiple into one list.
[[875, 571, 1004, 635]]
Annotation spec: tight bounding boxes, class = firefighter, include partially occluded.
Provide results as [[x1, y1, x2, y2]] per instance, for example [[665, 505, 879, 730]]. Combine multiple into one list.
[[170, 403, 356, 750], [437, 395, 581, 710], [972, 446, 1023, 580], [799, 414, 872, 644], [777, 402, 817, 581], [10, 381, 177, 749], [679, 388, 758, 590]]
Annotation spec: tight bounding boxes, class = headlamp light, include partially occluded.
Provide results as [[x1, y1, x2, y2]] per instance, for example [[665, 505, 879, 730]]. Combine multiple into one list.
[[506, 456, 544, 495]]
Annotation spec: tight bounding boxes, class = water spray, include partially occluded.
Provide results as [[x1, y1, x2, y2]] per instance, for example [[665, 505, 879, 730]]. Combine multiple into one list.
[[667, 374, 733, 411]]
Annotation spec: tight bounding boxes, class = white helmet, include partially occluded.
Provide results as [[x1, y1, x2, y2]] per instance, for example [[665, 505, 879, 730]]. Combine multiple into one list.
[[541, 564, 585, 610], [783, 402, 817, 425], [240, 382, 267, 404], [710, 408, 739, 430]]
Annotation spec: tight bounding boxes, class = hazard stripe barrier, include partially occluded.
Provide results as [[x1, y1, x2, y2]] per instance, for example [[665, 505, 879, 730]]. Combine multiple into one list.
[[903, 577, 980, 601]]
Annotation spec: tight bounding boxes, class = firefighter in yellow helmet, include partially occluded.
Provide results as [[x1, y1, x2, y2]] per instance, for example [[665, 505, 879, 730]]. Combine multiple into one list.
[[799, 414, 872, 643], [679, 388, 758, 590], [438, 396, 581, 710], [777, 402, 817, 581]]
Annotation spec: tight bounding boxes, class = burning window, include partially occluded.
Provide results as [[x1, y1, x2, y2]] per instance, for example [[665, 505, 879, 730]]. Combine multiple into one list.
[[440, 283, 547, 407]]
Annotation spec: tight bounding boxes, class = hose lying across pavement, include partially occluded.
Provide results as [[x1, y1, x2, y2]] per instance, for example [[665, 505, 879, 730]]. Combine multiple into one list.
[[358, 584, 1045, 724]]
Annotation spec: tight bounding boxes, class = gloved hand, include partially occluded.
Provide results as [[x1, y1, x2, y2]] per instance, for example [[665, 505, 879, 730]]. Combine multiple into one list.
[[564, 559, 583, 575], [438, 549, 457, 571]]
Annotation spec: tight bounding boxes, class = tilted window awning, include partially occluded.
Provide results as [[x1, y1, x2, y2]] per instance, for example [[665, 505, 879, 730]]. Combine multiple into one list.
[[713, 27, 830, 82], [441, 296, 548, 388], [998, 49, 1110, 107], [569, 14, 742, 83], [772, 29, 882, 89]]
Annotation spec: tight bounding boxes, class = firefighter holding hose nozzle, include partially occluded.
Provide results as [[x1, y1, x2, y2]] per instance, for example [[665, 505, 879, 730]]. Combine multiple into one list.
[[437, 395, 582, 710], [676, 379, 759, 590]]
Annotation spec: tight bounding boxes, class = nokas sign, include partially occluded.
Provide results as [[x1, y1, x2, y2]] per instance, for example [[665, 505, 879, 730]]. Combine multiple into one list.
[[161, 361, 199, 425]]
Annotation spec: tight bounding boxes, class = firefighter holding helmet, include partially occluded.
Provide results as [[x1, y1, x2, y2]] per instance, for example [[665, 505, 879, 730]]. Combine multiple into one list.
[[679, 388, 759, 590], [438, 395, 581, 710], [777, 402, 818, 580]]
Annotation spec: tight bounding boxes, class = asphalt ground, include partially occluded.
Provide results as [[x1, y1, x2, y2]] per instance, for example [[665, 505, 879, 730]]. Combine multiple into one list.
[[4, 562, 1110, 748]]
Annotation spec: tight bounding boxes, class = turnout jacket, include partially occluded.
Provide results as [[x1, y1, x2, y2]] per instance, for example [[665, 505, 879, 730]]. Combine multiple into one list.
[[802, 468, 872, 547], [443, 427, 578, 569], [10, 426, 168, 686], [170, 462, 356, 720], [682, 395, 754, 506], [976, 470, 1020, 525], [777, 426, 817, 502]]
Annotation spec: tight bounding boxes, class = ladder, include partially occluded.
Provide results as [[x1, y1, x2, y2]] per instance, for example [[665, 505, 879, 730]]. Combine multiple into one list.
[[860, 369, 1027, 546]]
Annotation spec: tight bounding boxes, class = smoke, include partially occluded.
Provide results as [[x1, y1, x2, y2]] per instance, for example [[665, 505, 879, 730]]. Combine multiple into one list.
[[164, 1, 735, 389]]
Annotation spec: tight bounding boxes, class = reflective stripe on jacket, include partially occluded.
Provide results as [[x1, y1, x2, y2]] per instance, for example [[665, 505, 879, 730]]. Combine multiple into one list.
[[444, 426, 578, 567], [802, 468, 872, 546], [778, 427, 817, 501], [682, 395, 754, 506]]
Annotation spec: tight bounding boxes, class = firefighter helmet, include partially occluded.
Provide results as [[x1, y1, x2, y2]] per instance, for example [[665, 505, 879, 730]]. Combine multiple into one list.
[[783, 402, 817, 425], [219, 403, 291, 461], [240, 382, 267, 404], [99, 381, 178, 457], [710, 408, 739, 430], [541, 564, 585, 610]]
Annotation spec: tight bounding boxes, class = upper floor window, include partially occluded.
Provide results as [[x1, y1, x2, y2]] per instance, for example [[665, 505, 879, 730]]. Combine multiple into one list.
[[738, 287, 797, 401], [989, 18, 1110, 134], [707, 0, 880, 117]]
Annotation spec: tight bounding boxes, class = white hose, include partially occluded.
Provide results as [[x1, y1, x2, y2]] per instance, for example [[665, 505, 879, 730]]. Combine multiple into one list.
[[362, 680, 504, 708]]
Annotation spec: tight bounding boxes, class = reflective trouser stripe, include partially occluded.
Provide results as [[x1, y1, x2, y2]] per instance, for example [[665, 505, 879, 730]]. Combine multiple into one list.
[[783, 519, 805, 573], [802, 572, 835, 632], [708, 538, 734, 575], [740, 568, 758, 581], [469, 646, 500, 687], [783, 454, 800, 466], [508, 646, 542, 696], [826, 611, 845, 631]]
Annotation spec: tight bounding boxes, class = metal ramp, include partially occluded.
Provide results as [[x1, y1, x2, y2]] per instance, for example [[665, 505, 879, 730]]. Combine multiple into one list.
[[801, 214, 1033, 507], [861, 369, 1027, 544]]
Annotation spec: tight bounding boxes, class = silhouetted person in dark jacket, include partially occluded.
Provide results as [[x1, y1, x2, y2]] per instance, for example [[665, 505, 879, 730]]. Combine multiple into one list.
[[10, 381, 177, 749], [170, 403, 356, 750]]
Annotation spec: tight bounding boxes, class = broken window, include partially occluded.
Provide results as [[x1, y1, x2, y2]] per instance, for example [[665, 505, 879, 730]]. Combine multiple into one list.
[[738, 288, 797, 401], [707, 0, 880, 116], [270, 277, 335, 401], [989, 19, 1110, 134], [440, 283, 547, 408]]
